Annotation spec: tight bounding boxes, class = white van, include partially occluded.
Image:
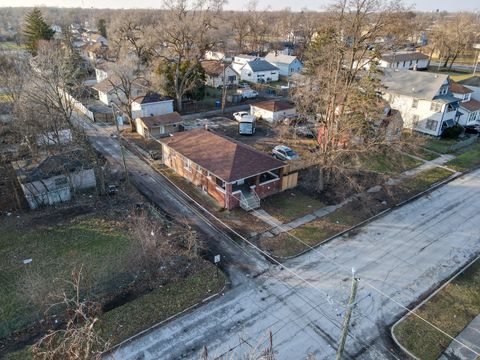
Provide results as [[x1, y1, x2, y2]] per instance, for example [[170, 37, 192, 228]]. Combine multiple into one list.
[[238, 116, 256, 135], [236, 89, 258, 99]]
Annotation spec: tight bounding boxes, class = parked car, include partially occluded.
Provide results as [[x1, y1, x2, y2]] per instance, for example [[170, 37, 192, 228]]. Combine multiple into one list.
[[272, 145, 300, 161], [233, 111, 251, 121], [238, 82, 250, 89]]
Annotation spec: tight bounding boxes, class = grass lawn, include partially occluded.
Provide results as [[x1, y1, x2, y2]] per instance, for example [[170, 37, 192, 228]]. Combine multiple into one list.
[[260, 218, 349, 257], [0, 42, 25, 50], [450, 74, 474, 82], [98, 265, 225, 346], [261, 190, 325, 223], [402, 167, 454, 194], [359, 151, 421, 175], [446, 142, 480, 172], [0, 214, 134, 339], [423, 138, 460, 154], [0, 93, 13, 103], [393, 259, 480, 360]]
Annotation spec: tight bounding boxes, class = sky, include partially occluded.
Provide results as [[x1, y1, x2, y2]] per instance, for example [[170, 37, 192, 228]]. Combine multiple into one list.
[[0, 0, 479, 12]]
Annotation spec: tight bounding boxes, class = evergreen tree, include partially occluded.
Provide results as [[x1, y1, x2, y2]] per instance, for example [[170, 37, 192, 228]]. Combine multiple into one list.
[[97, 18, 107, 38], [22, 8, 54, 55]]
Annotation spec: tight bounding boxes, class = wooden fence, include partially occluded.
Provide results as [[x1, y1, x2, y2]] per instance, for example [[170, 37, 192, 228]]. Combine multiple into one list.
[[58, 87, 95, 121]]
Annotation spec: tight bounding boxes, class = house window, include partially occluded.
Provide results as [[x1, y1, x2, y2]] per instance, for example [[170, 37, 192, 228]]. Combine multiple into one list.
[[403, 61, 406, 67], [463, 94, 470, 101], [412, 99, 419, 109], [439, 86, 448, 95], [469, 112, 477, 122], [184, 158, 192, 172], [426, 119, 438, 130], [430, 102, 442, 112], [271, 72, 276, 75]]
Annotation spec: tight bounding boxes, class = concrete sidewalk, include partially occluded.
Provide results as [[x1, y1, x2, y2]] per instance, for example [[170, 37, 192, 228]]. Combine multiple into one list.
[[439, 315, 480, 360]]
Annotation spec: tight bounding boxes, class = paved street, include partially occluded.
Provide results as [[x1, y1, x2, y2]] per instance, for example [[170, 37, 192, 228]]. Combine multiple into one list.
[[108, 167, 480, 360]]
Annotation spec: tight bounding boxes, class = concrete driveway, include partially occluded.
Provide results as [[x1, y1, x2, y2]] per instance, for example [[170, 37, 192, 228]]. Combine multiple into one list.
[[108, 168, 480, 360]]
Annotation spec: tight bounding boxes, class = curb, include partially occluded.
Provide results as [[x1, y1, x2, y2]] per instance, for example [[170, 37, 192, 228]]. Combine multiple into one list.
[[390, 254, 480, 360], [273, 170, 464, 262], [102, 279, 229, 358]]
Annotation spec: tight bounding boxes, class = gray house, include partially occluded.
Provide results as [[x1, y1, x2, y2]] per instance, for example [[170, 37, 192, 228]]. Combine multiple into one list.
[[264, 52, 303, 77]]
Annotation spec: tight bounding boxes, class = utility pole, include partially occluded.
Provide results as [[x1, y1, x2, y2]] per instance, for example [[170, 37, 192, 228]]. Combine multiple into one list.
[[111, 105, 130, 185], [336, 268, 359, 360], [221, 62, 227, 114]]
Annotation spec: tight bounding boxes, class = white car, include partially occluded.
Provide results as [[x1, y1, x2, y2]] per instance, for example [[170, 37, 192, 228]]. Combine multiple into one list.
[[272, 145, 300, 161], [233, 111, 251, 121]]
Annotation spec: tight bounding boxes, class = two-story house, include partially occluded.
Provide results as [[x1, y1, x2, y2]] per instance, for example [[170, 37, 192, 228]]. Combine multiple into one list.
[[231, 55, 279, 83], [450, 82, 480, 128], [382, 70, 460, 137], [201, 60, 238, 88], [264, 52, 303, 77]]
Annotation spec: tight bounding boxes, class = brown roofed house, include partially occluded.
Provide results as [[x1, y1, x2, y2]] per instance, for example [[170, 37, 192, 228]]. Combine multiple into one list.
[[201, 60, 238, 88], [160, 129, 296, 210]]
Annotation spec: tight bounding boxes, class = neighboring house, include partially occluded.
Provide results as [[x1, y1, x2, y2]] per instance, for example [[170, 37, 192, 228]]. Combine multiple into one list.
[[379, 52, 429, 70], [264, 52, 303, 77], [458, 76, 480, 101], [13, 150, 97, 209], [94, 61, 109, 82], [92, 76, 145, 106], [84, 32, 108, 45], [204, 51, 233, 62], [450, 82, 480, 128], [201, 60, 238, 88], [131, 92, 174, 119], [82, 42, 109, 61], [356, 52, 429, 71], [135, 112, 182, 139], [36, 129, 72, 147], [382, 69, 460, 137], [232, 55, 280, 83], [160, 128, 296, 210], [250, 101, 296, 122]]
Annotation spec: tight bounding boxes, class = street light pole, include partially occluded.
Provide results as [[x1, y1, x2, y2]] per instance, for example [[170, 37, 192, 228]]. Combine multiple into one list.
[[111, 104, 130, 185]]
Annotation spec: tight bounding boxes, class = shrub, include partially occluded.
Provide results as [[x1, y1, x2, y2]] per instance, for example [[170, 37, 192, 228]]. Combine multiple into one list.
[[441, 124, 463, 139]]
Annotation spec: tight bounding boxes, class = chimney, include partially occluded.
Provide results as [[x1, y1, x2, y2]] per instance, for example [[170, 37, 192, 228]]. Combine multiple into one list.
[[205, 124, 209, 131]]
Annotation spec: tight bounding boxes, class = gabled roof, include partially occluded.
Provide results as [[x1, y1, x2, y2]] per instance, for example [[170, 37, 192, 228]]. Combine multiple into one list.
[[381, 52, 429, 64], [460, 99, 480, 112], [247, 59, 279, 72], [458, 76, 480, 87], [201, 60, 228, 77], [450, 82, 473, 95], [138, 112, 182, 128], [252, 100, 295, 112], [264, 52, 299, 65], [160, 129, 285, 182], [135, 92, 172, 104], [381, 69, 449, 100]]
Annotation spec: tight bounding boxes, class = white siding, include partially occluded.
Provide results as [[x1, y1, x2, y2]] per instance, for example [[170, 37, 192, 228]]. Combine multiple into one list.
[[250, 106, 296, 123], [131, 100, 174, 119], [240, 65, 279, 83]]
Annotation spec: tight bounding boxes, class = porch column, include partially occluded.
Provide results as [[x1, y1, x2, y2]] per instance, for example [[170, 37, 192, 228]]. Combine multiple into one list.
[[225, 182, 233, 209]]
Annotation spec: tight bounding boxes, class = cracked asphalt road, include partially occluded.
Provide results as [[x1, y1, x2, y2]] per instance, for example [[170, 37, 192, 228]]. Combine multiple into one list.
[[76, 116, 480, 360]]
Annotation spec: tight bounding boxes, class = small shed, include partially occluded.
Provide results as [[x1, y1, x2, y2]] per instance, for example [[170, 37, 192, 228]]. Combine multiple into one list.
[[135, 112, 182, 139]]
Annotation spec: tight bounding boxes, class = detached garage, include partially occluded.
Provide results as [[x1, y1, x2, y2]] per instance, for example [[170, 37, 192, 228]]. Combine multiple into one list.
[[250, 101, 296, 123], [135, 112, 182, 139]]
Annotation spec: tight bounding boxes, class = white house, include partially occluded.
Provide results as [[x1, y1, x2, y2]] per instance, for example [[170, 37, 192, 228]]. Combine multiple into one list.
[[204, 51, 233, 62], [250, 100, 296, 122], [264, 52, 303, 77], [201, 60, 238, 88], [379, 52, 429, 70], [94, 61, 109, 82], [92, 76, 144, 106], [458, 76, 480, 101], [231, 55, 279, 83], [382, 70, 460, 137], [131, 92, 174, 119], [450, 82, 480, 128]]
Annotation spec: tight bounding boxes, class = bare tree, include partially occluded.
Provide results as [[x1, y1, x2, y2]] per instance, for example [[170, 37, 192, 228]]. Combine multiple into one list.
[[153, 0, 225, 111], [32, 267, 108, 360], [291, 0, 412, 192]]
